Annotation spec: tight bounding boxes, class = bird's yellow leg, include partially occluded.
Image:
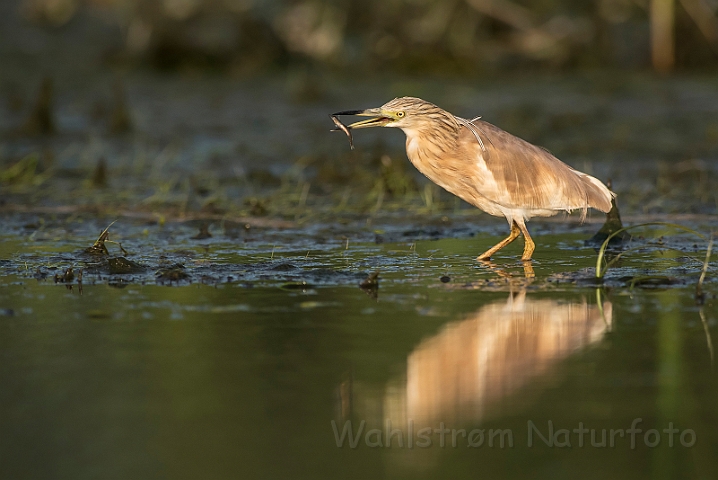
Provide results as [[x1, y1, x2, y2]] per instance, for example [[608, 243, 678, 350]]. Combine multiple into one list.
[[477, 222, 521, 261], [517, 222, 535, 261]]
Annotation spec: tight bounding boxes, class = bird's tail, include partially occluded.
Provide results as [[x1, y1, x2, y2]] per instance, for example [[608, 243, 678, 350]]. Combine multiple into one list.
[[578, 174, 614, 218]]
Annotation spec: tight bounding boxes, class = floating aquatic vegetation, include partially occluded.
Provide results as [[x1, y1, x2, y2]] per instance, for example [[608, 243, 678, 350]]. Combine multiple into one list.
[[108, 257, 146, 275], [595, 222, 709, 279], [85, 221, 117, 256]]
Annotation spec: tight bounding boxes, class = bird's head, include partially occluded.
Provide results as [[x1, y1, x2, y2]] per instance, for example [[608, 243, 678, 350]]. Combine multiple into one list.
[[334, 97, 454, 132]]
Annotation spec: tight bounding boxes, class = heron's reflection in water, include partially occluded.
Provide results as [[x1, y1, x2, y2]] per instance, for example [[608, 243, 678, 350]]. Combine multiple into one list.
[[347, 289, 612, 431], [392, 290, 611, 426]]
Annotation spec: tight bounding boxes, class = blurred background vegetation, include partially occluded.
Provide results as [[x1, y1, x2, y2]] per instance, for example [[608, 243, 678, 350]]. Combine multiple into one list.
[[7, 0, 718, 75], [1, 0, 717, 222]]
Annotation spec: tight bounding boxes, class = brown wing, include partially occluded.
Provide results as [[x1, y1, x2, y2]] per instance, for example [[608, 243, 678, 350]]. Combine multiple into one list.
[[459, 120, 612, 213]]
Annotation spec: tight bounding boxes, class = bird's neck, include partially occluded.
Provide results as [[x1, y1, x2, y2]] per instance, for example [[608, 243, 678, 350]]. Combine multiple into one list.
[[402, 122, 460, 162]]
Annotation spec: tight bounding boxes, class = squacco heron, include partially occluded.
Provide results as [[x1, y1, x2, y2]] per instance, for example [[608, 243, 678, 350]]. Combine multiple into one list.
[[332, 97, 613, 261]]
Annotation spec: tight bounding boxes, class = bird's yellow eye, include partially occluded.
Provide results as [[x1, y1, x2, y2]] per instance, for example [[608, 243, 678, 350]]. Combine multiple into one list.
[[397, 111, 405, 118]]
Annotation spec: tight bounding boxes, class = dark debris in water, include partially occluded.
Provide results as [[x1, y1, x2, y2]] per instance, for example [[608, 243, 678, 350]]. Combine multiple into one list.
[[269, 262, 298, 272], [360, 271, 379, 289], [359, 271, 380, 300], [156, 264, 190, 283], [54, 267, 75, 283], [108, 257, 146, 275]]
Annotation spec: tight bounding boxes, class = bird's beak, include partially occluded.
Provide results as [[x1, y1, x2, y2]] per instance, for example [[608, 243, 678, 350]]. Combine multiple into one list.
[[331, 108, 394, 129]]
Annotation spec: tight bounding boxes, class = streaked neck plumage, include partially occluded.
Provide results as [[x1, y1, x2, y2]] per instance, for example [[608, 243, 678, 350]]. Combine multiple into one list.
[[401, 112, 462, 163]]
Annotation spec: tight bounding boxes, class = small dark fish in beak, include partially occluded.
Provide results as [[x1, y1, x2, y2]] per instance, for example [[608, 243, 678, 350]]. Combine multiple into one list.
[[330, 114, 354, 150]]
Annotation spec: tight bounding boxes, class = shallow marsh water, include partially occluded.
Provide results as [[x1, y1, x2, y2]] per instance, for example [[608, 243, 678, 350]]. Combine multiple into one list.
[[1, 71, 718, 479], [1, 213, 717, 479]]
